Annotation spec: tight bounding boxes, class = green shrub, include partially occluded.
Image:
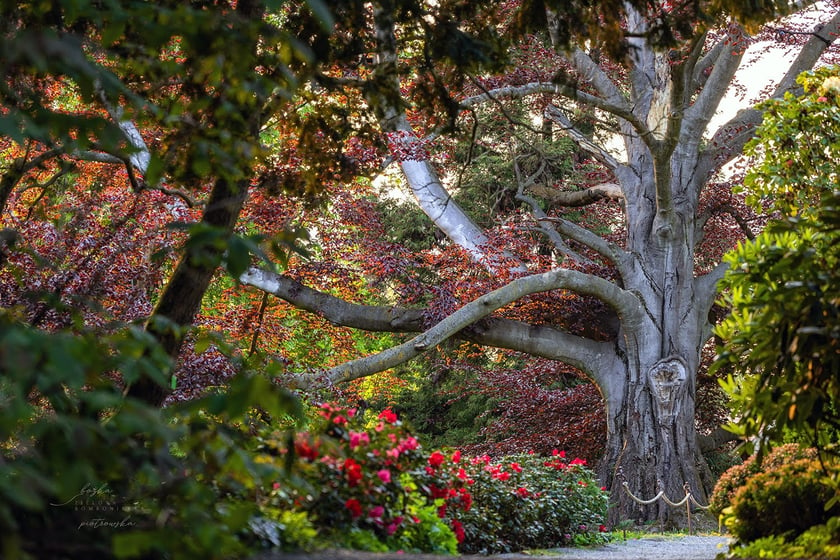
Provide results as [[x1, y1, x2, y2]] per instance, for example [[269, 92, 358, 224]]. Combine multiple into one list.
[[726, 458, 840, 544], [0, 316, 304, 560], [728, 516, 840, 559], [709, 443, 817, 517]]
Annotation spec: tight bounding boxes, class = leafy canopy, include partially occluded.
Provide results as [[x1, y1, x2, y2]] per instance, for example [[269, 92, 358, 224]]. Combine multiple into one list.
[[715, 66, 840, 457]]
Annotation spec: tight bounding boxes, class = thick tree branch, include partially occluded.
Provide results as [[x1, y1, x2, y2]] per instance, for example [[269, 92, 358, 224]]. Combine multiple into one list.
[[287, 267, 640, 389], [683, 28, 746, 146], [239, 267, 425, 332], [527, 182, 623, 208], [691, 34, 723, 91], [697, 426, 742, 453], [368, 7, 517, 270], [239, 265, 634, 390]]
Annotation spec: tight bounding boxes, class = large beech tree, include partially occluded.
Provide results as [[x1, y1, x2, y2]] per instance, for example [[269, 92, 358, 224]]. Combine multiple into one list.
[[237, 2, 840, 524], [3, 0, 840, 526]]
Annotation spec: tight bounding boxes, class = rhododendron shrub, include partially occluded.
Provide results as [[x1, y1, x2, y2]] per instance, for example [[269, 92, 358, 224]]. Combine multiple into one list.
[[260, 406, 608, 554], [420, 448, 610, 554], [262, 405, 458, 553]]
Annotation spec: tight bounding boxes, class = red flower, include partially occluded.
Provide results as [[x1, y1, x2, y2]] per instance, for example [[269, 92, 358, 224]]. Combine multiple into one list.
[[599, 524, 608, 532], [345, 498, 362, 518], [510, 462, 522, 472], [428, 451, 445, 469], [344, 458, 363, 487], [378, 408, 398, 423], [494, 471, 510, 481], [570, 457, 586, 465], [451, 450, 461, 463], [516, 487, 530, 497], [294, 438, 319, 461], [451, 519, 465, 543]]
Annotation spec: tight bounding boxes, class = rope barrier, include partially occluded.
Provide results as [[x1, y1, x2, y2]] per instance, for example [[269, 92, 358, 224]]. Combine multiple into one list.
[[619, 478, 711, 534]]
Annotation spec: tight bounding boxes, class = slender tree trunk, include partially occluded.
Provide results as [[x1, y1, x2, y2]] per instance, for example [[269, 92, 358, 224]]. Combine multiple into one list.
[[126, 175, 250, 406]]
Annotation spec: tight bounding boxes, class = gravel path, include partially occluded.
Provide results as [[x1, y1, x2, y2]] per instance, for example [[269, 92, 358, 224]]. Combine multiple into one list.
[[522, 535, 732, 559], [269, 535, 732, 560]]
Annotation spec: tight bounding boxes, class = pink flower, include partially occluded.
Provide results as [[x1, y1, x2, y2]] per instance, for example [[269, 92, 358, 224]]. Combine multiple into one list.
[[398, 436, 419, 453], [377, 469, 392, 484], [369, 505, 385, 519], [349, 431, 370, 449]]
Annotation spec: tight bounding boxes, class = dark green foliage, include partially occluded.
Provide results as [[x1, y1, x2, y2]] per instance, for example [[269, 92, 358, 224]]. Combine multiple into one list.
[[0, 313, 303, 559], [727, 458, 840, 544], [386, 367, 499, 449]]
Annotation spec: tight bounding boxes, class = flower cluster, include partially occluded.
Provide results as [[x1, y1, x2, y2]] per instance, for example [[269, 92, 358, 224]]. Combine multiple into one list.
[[265, 404, 458, 553], [263, 405, 609, 555], [419, 448, 610, 554]]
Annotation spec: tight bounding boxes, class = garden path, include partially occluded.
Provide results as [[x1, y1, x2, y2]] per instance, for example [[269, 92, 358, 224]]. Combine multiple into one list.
[[261, 534, 732, 560]]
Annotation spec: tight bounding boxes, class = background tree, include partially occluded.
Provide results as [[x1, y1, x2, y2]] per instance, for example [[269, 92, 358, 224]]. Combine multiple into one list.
[[715, 65, 840, 459], [237, 1, 840, 525]]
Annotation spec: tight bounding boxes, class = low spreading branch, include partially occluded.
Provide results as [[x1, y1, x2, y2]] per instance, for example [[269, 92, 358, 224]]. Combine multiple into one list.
[[274, 267, 642, 390]]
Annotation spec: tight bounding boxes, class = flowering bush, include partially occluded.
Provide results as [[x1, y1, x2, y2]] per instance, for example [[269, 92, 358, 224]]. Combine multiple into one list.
[[259, 405, 609, 555], [419, 448, 610, 554], [261, 404, 458, 553]]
